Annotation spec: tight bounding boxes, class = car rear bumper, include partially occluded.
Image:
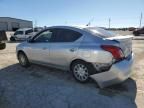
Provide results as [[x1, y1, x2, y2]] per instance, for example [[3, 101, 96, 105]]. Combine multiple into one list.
[[90, 53, 134, 88]]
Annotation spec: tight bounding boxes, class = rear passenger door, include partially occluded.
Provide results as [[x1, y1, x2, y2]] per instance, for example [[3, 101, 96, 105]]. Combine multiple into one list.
[[49, 28, 82, 69]]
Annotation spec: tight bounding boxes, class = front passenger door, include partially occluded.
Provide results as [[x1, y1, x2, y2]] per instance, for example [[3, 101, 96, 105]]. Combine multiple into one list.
[[27, 29, 53, 64]]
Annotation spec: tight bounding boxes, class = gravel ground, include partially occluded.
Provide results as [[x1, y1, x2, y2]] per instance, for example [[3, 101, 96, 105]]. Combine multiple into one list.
[[0, 39, 143, 108]]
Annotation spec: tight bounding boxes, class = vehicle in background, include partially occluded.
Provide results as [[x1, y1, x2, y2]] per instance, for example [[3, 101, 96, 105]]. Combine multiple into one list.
[[128, 27, 136, 31], [10, 28, 42, 41], [0, 31, 7, 50], [34, 27, 43, 32], [16, 26, 133, 88], [133, 27, 144, 36]]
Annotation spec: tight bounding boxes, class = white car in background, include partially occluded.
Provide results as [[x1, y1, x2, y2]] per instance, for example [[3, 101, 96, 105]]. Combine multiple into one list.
[[10, 28, 39, 41]]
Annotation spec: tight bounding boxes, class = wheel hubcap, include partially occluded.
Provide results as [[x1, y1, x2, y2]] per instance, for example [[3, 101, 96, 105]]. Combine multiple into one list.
[[73, 64, 89, 81]]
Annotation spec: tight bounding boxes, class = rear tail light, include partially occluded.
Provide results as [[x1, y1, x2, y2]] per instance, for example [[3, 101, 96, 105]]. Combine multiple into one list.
[[101, 45, 124, 61]]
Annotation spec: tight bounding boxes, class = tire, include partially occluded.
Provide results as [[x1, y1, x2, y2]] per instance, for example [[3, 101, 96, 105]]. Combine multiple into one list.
[[71, 60, 94, 83], [0, 43, 6, 50], [10, 37, 16, 41], [18, 52, 30, 67]]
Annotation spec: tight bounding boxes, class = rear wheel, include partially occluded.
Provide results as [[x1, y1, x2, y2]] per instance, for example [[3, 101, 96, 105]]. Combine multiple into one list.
[[18, 52, 30, 67], [71, 61, 93, 83]]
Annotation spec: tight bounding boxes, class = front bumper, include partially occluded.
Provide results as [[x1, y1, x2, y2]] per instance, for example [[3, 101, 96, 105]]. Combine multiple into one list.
[[90, 53, 134, 88]]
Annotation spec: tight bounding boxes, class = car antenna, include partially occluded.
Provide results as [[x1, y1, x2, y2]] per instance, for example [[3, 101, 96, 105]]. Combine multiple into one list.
[[86, 17, 94, 26]]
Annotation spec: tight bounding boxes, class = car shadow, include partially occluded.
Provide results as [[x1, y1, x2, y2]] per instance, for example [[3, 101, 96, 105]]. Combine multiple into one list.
[[0, 63, 137, 108], [99, 78, 137, 99]]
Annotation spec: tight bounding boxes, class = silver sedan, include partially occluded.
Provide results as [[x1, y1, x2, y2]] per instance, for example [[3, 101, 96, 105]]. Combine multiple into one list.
[[16, 26, 133, 88]]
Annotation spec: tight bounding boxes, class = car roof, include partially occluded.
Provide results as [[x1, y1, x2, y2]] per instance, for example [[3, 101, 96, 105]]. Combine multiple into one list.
[[47, 25, 99, 29], [46, 25, 102, 33]]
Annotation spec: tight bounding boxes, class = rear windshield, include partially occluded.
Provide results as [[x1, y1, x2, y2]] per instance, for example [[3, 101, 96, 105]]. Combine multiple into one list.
[[85, 27, 117, 38]]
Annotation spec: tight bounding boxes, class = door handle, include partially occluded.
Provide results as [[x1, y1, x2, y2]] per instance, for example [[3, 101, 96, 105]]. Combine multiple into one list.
[[70, 48, 76, 52]]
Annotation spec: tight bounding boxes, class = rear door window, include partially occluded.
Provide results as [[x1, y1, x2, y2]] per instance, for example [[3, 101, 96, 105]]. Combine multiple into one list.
[[51, 28, 82, 42]]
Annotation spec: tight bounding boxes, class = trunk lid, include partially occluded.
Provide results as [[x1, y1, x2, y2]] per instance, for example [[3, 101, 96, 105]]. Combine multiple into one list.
[[105, 35, 133, 58]]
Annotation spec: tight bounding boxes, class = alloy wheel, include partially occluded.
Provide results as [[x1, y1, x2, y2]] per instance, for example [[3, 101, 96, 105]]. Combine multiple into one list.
[[73, 63, 89, 81]]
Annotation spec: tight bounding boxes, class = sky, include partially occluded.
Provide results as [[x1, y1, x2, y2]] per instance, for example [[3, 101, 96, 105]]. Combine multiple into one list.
[[0, 0, 144, 28]]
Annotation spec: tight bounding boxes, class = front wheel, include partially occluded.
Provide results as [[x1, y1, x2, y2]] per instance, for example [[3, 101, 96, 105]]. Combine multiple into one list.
[[18, 52, 30, 67], [71, 61, 91, 83]]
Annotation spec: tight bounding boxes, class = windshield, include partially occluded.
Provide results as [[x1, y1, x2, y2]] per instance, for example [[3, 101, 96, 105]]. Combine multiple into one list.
[[85, 27, 117, 38], [14, 31, 23, 35]]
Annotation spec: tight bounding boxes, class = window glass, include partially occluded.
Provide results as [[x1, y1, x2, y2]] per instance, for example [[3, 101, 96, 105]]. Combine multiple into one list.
[[34, 30, 52, 42], [51, 28, 82, 42], [14, 31, 23, 35], [34, 28, 43, 32], [85, 27, 116, 38], [25, 29, 33, 35]]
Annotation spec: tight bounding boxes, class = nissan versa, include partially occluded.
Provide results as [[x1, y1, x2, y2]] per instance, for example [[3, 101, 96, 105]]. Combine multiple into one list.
[[16, 26, 133, 88]]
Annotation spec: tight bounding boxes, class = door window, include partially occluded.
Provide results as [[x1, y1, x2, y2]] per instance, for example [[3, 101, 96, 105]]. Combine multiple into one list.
[[33, 30, 53, 42], [51, 28, 82, 42]]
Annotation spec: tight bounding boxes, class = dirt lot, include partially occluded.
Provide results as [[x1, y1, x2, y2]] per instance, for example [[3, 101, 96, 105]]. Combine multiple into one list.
[[0, 39, 144, 108]]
